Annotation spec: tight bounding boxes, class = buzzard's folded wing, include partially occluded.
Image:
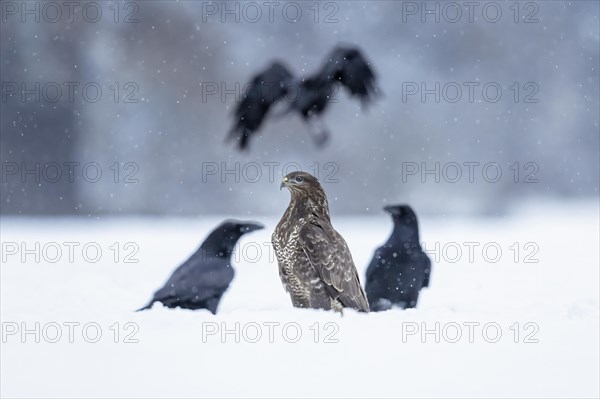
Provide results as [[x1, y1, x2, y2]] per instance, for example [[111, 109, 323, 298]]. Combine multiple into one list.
[[299, 216, 370, 312]]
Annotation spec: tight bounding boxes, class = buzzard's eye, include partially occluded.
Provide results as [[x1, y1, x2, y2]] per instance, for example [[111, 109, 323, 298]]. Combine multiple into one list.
[[295, 176, 303, 183]]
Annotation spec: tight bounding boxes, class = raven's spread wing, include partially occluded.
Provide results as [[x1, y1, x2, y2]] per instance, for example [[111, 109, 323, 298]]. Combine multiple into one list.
[[299, 216, 370, 312], [318, 46, 378, 103], [228, 62, 293, 150]]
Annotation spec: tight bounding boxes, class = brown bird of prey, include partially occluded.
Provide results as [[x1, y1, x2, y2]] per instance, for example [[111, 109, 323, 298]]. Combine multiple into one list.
[[272, 171, 369, 312]]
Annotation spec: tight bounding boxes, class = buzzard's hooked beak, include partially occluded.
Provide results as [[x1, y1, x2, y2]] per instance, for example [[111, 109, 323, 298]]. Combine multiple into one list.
[[280, 176, 289, 190]]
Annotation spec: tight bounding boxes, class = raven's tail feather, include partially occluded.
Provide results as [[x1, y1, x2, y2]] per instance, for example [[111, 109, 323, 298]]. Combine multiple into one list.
[[305, 116, 330, 148], [226, 126, 251, 151], [135, 301, 153, 312], [370, 298, 393, 312]]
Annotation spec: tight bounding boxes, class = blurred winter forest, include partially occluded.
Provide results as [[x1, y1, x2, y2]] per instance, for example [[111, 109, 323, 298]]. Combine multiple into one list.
[[1, 0, 598, 215]]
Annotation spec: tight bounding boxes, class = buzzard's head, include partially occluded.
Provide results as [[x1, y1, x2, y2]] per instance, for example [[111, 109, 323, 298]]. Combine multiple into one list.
[[280, 172, 330, 218], [280, 171, 322, 194]]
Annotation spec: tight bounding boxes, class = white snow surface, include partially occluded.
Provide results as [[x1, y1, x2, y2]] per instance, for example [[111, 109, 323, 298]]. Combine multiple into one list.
[[1, 202, 599, 398]]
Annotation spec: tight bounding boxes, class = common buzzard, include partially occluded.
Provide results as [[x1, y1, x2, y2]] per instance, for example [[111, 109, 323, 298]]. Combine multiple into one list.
[[272, 172, 369, 312]]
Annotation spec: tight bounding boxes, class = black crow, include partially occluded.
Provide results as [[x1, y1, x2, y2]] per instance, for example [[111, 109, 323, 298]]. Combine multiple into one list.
[[137, 220, 263, 314], [365, 205, 432, 311], [228, 45, 379, 150], [273, 172, 369, 312]]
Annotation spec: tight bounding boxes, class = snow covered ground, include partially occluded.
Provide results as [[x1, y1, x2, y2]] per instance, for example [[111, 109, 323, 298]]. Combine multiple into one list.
[[1, 202, 598, 398]]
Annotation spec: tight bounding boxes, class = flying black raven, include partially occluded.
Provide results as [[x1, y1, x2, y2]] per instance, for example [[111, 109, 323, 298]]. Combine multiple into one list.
[[137, 220, 263, 314], [228, 46, 379, 150], [272, 171, 369, 312], [365, 205, 432, 311]]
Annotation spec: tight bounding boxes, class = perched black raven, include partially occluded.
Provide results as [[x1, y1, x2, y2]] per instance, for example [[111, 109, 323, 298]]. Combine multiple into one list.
[[137, 220, 263, 314], [365, 205, 432, 311], [228, 46, 379, 150]]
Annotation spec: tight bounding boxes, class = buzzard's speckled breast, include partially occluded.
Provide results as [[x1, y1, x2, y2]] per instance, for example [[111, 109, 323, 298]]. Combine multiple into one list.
[[273, 218, 339, 310]]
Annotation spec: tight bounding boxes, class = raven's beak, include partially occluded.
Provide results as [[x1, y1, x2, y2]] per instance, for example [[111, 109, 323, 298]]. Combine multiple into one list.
[[384, 205, 410, 216], [241, 223, 264, 233], [280, 176, 289, 190], [383, 205, 400, 215]]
